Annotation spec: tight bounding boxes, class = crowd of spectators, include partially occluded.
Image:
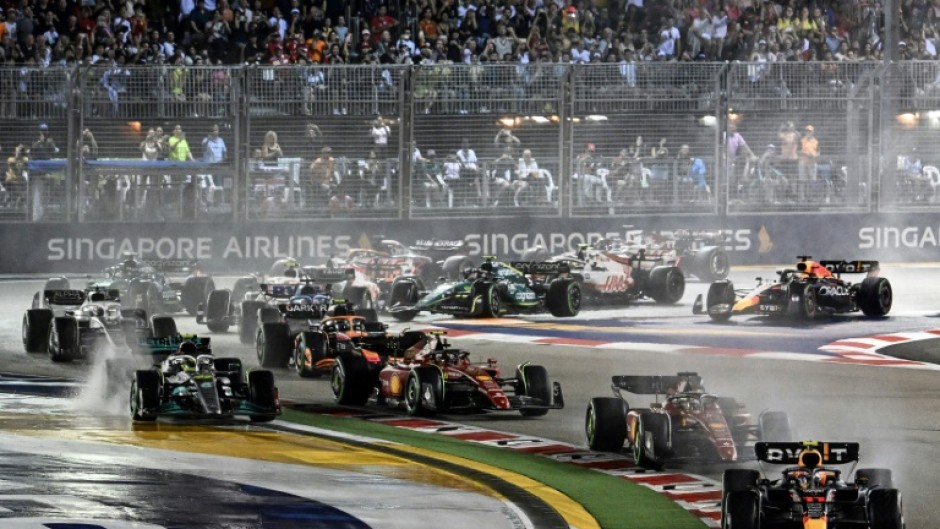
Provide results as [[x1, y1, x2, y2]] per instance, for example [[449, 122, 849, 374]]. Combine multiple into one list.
[[0, 0, 933, 70]]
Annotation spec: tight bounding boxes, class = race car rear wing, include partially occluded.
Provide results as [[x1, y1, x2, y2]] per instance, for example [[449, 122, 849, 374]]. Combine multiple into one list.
[[302, 267, 351, 283], [509, 261, 572, 275], [611, 372, 705, 395], [140, 258, 200, 273], [259, 283, 297, 298], [819, 260, 879, 275], [411, 239, 466, 252], [43, 289, 87, 306], [755, 441, 860, 465]]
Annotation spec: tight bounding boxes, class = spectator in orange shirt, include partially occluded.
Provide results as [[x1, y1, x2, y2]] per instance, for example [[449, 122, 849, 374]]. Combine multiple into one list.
[[307, 30, 327, 63]]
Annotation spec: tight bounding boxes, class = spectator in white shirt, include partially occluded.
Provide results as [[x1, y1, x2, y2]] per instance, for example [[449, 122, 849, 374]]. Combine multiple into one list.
[[456, 138, 482, 205], [514, 149, 541, 206]]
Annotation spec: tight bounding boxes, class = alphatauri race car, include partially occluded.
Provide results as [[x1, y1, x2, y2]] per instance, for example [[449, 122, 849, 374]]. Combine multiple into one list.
[[585, 372, 792, 469], [722, 441, 903, 529], [693, 257, 892, 322]]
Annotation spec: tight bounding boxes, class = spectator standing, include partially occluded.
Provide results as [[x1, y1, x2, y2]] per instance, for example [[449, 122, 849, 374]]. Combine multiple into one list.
[[167, 125, 195, 161], [514, 148, 541, 206], [370, 115, 391, 158], [777, 121, 800, 188], [308, 145, 335, 206], [202, 124, 227, 162], [31, 123, 60, 159], [798, 125, 819, 200], [494, 126, 521, 155], [677, 144, 709, 202], [727, 123, 756, 197], [3, 144, 28, 208], [254, 130, 283, 163]]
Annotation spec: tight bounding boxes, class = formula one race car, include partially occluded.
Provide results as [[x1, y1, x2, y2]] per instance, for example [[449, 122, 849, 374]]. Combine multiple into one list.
[[330, 331, 564, 417], [130, 344, 280, 422], [722, 441, 903, 529], [386, 258, 581, 321], [83, 254, 214, 316], [585, 372, 792, 468], [292, 312, 394, 378], [693, 257, 892, 322], [523, 241, 685, 305]]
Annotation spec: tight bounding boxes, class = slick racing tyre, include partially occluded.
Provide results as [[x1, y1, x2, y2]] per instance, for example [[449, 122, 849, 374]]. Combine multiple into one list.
[[257, 322, 291, 368], [295, 331, 326, 378], [48, 316, 79, 362], [633, 411, 669, 469], [858, 277, 893, 317], [706, 281, 736, 322], [248, 369, 278, 422], [205, 289, 231, 333], [131, 370, 160, 421], [868, 488, 904, 529], [330, 353, 372, 406], [182, 276, 214, 316], [23, 309, 53, 353], [648, 266, 685, 304], [585, 397, 626, 452], [516, 364, 552, 417], [405, 366, 444, 416], [546, 279, 581, 317], [722, 491, 759, 529]]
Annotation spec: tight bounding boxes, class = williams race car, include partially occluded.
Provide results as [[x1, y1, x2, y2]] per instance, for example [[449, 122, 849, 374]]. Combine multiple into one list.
[[130, 343, 280, 422], [330, 331, 564, 417], [722, 441, 903, 529], [585, 372, 792, 468], [386, 258, 581, 321], [693, 257, 892, 322]]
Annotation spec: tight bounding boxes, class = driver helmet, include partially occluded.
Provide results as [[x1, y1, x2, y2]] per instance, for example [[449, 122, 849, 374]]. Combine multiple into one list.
[[298, 284, 318, 296], [284, 267, 298, 278], [123, 259, 138, 269], [177, 341, 198, 356]]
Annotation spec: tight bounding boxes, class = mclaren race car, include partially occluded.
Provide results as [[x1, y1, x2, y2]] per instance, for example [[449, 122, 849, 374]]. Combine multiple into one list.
[[693, 257, 892, 322], [130, 344, 280, 422], [722, 441, 903, 529], [386, 258, 581, 321], [585, 372, 792, 468], [330, 331, 564, 417]]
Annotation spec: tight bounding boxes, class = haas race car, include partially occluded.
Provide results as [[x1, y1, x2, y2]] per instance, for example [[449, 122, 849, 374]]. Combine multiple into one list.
[[722, 441, 903, 529], [694, 257, 892, 322], [585, 372, 792, 469]]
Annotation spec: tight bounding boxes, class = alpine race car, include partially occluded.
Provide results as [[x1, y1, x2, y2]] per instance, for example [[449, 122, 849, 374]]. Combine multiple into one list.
[[693, 257, 892, 322], [386, 258, 581, 321], [330, 331, 564, 417], [722, 441, 903, 529], [523, 240, 685, 305], [585, 372, 792, 468], [129, 347, 280, 422]]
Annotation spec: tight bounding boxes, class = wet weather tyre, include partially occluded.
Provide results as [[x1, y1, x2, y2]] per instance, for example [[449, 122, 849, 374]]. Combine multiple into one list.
[[295, 331, 326, 378], [330, 353, 372, 405], [43, 277, 70, 291], [239, 301, 263, 344], [442, 256, 475, 281], [585, 397, 626, 452], [389, 280, 419, 321], [707, 281, 736, 322], [48, 317, 78, 362], [182, 276, 214, 316], [857, 468, 893, 489], [633, 412, 669, 469], [23, 309, 53, 353], [405, 367, 444, 416], [205, 289, 231, 333], [481, 283, 501, 318], [257, 322, 291, 368], [648, 266, 685, 304], [758, 410, 793, 442], [722, 469, 760, 496], [258, 307, 281, 324], [695, 247, 730, 282], [858, 277, 892, 317], [131, 370, 160, 421], [517, 364, 551, 417], [546, 279, 581, 317], [868, 488, 903, 529], [150, 316, 178, 340], [722, 491, 759, 529], [248, 369, 278, 422]]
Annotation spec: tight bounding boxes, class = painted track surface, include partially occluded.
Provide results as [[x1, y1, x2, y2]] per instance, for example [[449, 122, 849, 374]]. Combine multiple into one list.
[[2, 264, 940, 527]]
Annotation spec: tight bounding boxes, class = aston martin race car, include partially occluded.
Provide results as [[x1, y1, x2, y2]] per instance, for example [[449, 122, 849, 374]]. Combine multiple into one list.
[[523, 241, 686, 305], [585, 372, 792, 468], [129, 346, 280, 422], [722, 441, 903, 529], [330, 331, 564, 417], [386, 258, 581, 321], [693, 257, 892, 322]]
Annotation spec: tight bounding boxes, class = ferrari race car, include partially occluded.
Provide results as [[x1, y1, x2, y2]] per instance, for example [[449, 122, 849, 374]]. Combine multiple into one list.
[[722, 441, 903, 529], [523, 240, 686, 305], [386, 258, 581, 321], [693, 257, 892, 322], [330, 331, 564, 417], [130, 347, 280, 422], [585, 372, 792, 468]]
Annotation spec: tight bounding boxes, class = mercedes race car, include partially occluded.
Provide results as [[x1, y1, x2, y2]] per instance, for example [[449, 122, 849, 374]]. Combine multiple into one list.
[[130, 347, 280, 422], [693, 257, 892, 322], [585, 372, 792, 469], [722, 441, 903, 529], [386, 258, 581, 321], [523, 240, 686, 305], [330, 331, 564, 417]]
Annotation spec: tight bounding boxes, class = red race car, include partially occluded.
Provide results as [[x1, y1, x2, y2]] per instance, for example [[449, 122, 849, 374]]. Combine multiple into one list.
[[585, 372, 792, 468], [330, 331, 564, 417]]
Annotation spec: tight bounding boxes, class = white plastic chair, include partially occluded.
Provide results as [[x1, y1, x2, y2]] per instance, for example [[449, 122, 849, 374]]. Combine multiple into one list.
[[924, 165, 940, 203], [539, 169, 558, 204]]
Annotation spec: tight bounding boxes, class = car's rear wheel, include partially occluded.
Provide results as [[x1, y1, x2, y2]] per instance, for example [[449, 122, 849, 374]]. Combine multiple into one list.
[[404, 367, 443, 416], [205, 289, 231, 333], [546, 278, 581, 317], [633, 412, 668, 469], [239, 301, 263, 344], [648, 266, 685, 304], [131, 370, 160, 422], [49, 317, 78, 362], [257, 322, 291, 368], [248, 369, 278, 422], [868, 488, 903, 529], [857, 468, 893, 489], [182, 276, 214, 316], [585, 397, 626, 451], [330, 353, 372, 405], [23, 309, 53, 353]]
